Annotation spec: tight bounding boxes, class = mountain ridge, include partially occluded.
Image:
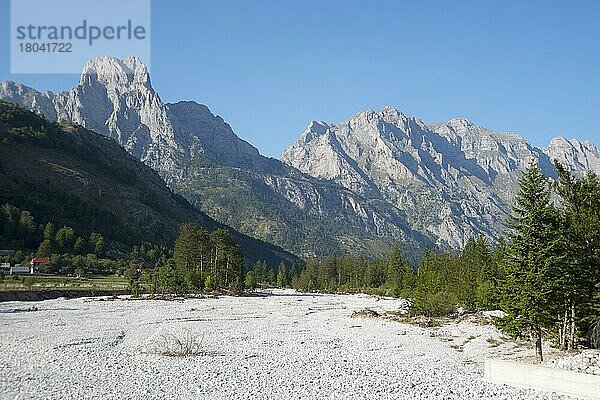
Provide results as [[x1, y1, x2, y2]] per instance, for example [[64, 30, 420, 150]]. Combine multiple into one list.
[[282, 106, 599, 249], [2, 56, 598, 258]]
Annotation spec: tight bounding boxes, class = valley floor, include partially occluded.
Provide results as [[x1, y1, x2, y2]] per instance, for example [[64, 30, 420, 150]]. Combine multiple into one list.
[[0, 290, 578, 399]]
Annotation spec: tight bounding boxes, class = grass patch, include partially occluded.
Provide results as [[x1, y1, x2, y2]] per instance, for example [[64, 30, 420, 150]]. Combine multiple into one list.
[[0, 275, 128, 291], [351, 308, 381, 318], [147, 329, 204, 357]]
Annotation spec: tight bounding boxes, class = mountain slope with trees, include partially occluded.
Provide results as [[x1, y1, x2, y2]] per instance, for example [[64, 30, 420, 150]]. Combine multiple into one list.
[[0, 101, 297, 268]]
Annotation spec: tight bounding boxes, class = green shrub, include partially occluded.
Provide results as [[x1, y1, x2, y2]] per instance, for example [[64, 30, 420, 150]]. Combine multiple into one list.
[[412, 291, 457, 317]]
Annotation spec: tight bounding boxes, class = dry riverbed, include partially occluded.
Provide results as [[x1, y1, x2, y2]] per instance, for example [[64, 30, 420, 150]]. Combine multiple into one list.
[[0, 289, 589, 399]]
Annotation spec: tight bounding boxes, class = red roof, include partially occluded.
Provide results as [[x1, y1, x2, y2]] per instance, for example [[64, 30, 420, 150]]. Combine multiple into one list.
[[31, 257, 50, 263]]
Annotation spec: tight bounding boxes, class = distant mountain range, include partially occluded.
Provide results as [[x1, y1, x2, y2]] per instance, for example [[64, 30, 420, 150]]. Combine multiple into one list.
[[2, 56, 598, 259], [283, 109, 600, 249]]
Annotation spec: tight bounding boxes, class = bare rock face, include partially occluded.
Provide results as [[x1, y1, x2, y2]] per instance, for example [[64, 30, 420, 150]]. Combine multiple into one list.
[[283, 107, 599, 249], [544, 136, 600, 173], [0, 80, 58, 119], [166, 101, 263, 172]]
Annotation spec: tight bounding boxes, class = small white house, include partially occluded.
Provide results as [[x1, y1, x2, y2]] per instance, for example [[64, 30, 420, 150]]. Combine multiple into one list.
[[0, 262, 10, 273], [10, 264, 31, 275]]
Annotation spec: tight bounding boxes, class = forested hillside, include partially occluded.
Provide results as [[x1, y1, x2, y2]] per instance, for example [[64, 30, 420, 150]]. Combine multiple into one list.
[[0, 101, 297, 268]]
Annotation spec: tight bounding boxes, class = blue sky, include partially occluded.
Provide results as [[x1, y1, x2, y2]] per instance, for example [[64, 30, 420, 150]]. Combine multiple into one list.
[[1, 0, 598, 157]]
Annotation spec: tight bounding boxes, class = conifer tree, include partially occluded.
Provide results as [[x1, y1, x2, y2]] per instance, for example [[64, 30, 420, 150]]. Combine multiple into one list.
[[497, 162, 564, 362], [173, 223, 203, 272], [43, 222, 55, 241], [554, 163, 600, 349], [74, 237, 86, 255], [245, 270, 257, 291], [36, 239, 53, 257], [277, 261, 288, 288]]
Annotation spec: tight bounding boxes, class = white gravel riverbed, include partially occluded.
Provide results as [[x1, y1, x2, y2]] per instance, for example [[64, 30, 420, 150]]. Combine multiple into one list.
[[0, 290, 576, 399]]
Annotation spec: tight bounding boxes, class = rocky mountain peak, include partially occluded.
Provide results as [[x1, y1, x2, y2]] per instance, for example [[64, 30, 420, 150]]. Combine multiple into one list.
[[583, 139, 598, 150], [547, 136, 599, 153], [0, 80, 58, 119], [0, 56, 181, 179], [444, 117, 474, 130], [306, 120, 330, 134], [347, 107, 407, 124], [337, 107, 429, 143], [80, 56, 151, 88], [379, 106, 420, 128], [548, 135, 570, 146], [298, 121, 329, 143], [1, 56, 280, 182], [545, 136, 600, 173], [381, 105, 406, 118], [166, 100, 263, 170]]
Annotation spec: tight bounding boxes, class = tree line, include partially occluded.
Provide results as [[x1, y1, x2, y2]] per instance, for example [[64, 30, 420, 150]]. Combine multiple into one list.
[[289, 238, 502, 315]]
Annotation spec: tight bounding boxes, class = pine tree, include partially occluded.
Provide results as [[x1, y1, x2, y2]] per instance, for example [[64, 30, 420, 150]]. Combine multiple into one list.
[[277, 261, 288, 288], [386, 243, 403, 295], [173, 223, 203, 272], [204, 274, 214, 291], [226, 242, 245, 294], [554, 163, 600, 349], [43, 222, 55, 241], [36, 239, 53, 257], [413, 249, 458, 316], [459, 237, 484, 307], [94, 236, 105, 256], [1, 203, 18, 223], [497, 162, 564, 362], [19, 211, 36, 231], [55, 226, 75, 252], [245, 270, 257, 291], [74, 237, 86, 255]]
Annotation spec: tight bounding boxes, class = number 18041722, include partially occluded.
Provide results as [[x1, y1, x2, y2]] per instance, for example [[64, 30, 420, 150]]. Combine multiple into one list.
[[18, 42, 72, 52]]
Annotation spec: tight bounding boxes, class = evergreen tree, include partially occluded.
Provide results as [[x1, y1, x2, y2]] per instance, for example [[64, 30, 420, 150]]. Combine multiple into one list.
[[94, 236, 105, 256], [497, 162, 564, 362], [554, 162, 600, 349], [413, 249, 458, 316], [277, 261, 288, 288], [89, 233, 105, 256], [74, 237, 86, 254], [36, 239, 53, 258], [245, 270, 257, 291], [19, 211, 36, 231], [226, 242, 245, 294], [173, 223, 203, 272], [204, 274, 214, 291], [55, 226, 74, 252], [43, 222, 55, 241], [1, 203, 18, 223], [459, 237, 483, 307], [173, 223, 210, 291]]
